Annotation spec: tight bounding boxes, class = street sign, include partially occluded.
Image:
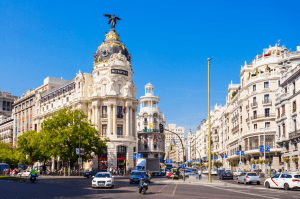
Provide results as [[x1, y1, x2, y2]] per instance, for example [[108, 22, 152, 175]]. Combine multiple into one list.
[[221, 154, 224, 158], [214, 156, 217, 160], [204, 157, 207, 161], [19, 164, 24, 169], [76, 148, 85, 155], [170, 159, 172, 163], [160, 157, 163, 162], [138, 153, 141, 158], [78, 158, 82, 165], [260, 148, 264, 152], [182, 164, 186, 168], [225, 154, 228, 158], [265, 145, 270, 152], [239, 161, 242, 165], [133, 153, 137, 159], [241, 151, 245, 156], [166, 159, 169, 163], [236, 151, 240, 155], [259, 145, 264, 149], [253, 164, 256, 169]]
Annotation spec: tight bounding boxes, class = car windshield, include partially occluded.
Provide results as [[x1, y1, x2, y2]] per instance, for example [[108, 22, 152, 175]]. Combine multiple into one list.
[[294, 175, 300, 178], [95, 173, 111, 178], [135, 166, 144, 170], [247, 173, 257, 176], [223, 171, 230, 174], [133, 172, 145, 176]]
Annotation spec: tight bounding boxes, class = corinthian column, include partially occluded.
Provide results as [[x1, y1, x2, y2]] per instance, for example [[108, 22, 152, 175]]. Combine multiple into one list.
[[129, 107, 132, 136], [126, 106, 129, 136]]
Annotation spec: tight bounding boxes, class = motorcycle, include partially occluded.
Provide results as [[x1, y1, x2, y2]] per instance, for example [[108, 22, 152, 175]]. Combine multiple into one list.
[[29, 174, 38, 183], [138, 180, 148, 195]]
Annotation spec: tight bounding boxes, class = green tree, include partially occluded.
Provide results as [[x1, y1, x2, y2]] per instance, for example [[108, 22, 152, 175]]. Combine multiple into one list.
[[0, 143, 22, 167], [41, 108, 108, 167], [213, 161, 223, 169]]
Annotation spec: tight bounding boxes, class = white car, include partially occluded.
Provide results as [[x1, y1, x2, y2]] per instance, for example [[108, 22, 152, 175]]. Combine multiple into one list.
[[211, 169, 218, 175], [18, 170, 40, 177], [203, 170, 208, 174], [264, 173, 300, 190], [233, 170, 243, 176], [237, 172, 260, 184], [92, 172, 114, 188]]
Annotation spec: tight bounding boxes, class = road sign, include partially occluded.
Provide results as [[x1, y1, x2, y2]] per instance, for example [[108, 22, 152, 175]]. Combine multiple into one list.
[[160, 157, 163, 162], [260, 148, 264, 152], [214, 156, 217, 160], [221, 154, 224, 158], [19, 164, 24, 169], [225, 154, 228, 158], [170, 159, 172, 163], [241, 151, 245, 156], [182, 164, 186, 168], [253, 164, 256, 169], [259, 145, 264, 149], [78, 158, 82, 165], [166, 159, 169, 163], [76, 148, 85, 155], [239, 161, 242, 165], [265, 145, 270, 152], [204, 157, 207, 161], [236, 151, 240, 155], [133, 153, 137, 159], [138, 153, 141, 158]]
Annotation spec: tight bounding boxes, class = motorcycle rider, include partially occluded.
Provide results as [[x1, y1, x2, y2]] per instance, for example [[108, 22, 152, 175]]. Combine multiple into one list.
[[138, 172, 150, 193], [30, 168, 38, 181]]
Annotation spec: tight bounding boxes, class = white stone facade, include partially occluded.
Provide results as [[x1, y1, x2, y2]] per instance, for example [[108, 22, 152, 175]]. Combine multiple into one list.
[[0, 115, 13, 144]]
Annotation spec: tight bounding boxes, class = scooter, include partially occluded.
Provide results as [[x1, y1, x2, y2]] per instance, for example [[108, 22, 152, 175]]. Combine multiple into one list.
[[139, 181, 148, 195], [29, 174, 38, 183]]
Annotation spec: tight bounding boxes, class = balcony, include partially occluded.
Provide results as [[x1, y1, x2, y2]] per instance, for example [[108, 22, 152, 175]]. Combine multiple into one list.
[[251, 113, 275, 121], [251, 102, 258, 108], [293, 108, 297, 113], [231, 125, 239, 133], [117, 135, 125, 138], [262, 99, 272, 105], [246, 105, 249, 110], [117, 114, 123, 119], [101, 114, 108, 118], [289, 129, 300, 140], [246, 118, 250, 123], [144, 121, 148, 125], [231, 114, 239, 122]]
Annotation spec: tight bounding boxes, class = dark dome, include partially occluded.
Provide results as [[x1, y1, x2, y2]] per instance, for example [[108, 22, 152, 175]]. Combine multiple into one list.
[[93, 30, 130, 66]]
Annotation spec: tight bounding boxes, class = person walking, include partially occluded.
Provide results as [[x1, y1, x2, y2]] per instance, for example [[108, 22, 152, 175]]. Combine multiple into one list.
[[198, 169, 202, 180]]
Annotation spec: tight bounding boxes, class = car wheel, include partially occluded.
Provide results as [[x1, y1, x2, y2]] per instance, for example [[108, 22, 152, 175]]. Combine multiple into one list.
[[257, 182, 260, 185], [284, 183, 289, 190], [265, 182, 270, 188], [111, 185, 114, 189], [130, 181, 132, 184]]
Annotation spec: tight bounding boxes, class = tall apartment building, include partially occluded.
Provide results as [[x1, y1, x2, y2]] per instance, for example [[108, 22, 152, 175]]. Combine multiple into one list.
[[165, 124, 185, 162], [275, 46, 300, 171], [0, 115, 13, 144], [136, 83, 166, 160], [190, 43, 298, 172], [0, 90, 19, 117]]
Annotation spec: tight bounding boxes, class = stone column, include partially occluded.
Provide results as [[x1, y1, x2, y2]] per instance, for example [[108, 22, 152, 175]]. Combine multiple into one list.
[[113, 105, 117, 136], [132, 109, 136, 137], [126, 106, 129, 136], [107, 105, 111, 135], [130, 107, 132, 136]]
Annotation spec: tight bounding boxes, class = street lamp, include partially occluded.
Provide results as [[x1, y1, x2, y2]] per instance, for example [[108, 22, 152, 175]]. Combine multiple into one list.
[[208, 58, 212, 183]]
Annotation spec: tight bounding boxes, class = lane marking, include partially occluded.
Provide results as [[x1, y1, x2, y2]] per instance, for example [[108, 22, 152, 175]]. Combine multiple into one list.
[[159, 183, 169, 192], [171, 184, 178, 197]]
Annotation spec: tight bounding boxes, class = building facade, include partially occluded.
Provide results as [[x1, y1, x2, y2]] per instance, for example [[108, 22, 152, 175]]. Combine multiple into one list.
[[136, 83, 166, 160], [0, 115, 13, 144], [165, 124, 185, 162], [0, 90, 19, 117], [276, 46, 300, 171], [30, 28, 138, 172]]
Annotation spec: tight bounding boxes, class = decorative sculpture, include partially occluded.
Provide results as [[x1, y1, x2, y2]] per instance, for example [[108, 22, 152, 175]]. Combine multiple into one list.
[[103, 14, 121, 30]]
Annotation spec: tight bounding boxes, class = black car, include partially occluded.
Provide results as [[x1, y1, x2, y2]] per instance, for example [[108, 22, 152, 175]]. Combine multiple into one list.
[[84, 169, 107, 178], [219, 171, 233, 180]]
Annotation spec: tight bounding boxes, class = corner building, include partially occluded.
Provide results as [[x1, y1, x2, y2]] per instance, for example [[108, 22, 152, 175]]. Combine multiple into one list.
[[32, 28, 138, 172]]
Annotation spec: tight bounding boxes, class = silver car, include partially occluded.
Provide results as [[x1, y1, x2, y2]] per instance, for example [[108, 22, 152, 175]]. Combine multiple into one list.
[[237, 172, 261, 185]]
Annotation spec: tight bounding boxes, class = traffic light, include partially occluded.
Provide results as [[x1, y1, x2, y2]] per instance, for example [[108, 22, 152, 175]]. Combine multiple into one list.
[[239, 145, 242, 151], [159, 123, 164, 133], [184, 156, 186, 162]]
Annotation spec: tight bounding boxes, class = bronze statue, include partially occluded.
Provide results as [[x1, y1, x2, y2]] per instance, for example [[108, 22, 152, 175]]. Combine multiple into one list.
[[103, 14, 121, 30]]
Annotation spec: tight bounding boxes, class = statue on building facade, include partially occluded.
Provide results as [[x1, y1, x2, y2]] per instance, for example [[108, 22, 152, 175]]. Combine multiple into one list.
[[103, 14, 121, 30]]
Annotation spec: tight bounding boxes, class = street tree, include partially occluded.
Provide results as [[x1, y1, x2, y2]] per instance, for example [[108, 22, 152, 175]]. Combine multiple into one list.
[[41, 108, 108, 168], [0, 143, 21, 167]]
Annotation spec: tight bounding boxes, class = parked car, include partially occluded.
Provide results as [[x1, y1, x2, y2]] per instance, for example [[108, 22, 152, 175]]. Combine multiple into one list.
[[233, 170, 243, 176], [211, 169, 218, 175], [130, 171, 147, 184], [84, 169, 107, 178], [92, 172, 114, 188], [264, 172, 300, 190], [18, 170, 40, 177], [203, 170, 208, 174], [237, 172, 260, 185], [219, 171, 233, 180]]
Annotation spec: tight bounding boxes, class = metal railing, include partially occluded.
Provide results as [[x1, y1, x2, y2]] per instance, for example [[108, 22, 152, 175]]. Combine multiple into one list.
[[289, 129, 300, 139], [231, 125, 239, 133], [117, 135, 125, 138], [262, 99, 272, 104], [251, 113, 275, 120], [246, 118, 250, 122], [246, 105, 249, 109], [251, 102, 258, 107], [117, 114, 123, 119]]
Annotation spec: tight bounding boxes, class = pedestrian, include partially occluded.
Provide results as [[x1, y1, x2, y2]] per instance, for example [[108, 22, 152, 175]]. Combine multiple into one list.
[[110, 167, 112, 175], [273, 169, 276, 177], [198, 169, 202, 180], [118, 168, 120, 175]]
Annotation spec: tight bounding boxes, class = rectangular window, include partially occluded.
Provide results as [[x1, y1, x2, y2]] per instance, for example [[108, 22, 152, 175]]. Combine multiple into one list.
[[102, 124, 107, 135], [264, 82, 269, 88], [117, 125, 123, 135], [117, 106, 123, 118], [293, 101, 296, 112], [253, 111, 257, 119], [265, 122, 270, 128], [265, 108, 270, 117], [253, 85, 256, 91], [282, 106, 285, 115], [283, 124, 285, 136], [278, 108, 280, 117], [254, 124, 257, 129], [285, 87, 287, 93], [102, 106, 107, 117], [278, 81, 280, 86], [253, 97, 256, 103], [278, 126, 281, 137], [264, 94, 269, 103]]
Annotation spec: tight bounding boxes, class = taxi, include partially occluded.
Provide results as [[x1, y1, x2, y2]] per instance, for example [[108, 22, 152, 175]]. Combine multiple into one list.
[[264, 172, 300, 190]]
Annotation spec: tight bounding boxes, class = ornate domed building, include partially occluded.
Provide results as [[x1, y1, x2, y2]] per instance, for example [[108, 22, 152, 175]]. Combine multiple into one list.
[[30, 26, 139, 172]]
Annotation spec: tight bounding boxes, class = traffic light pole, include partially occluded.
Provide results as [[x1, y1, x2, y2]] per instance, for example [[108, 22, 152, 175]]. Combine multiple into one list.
[[164, 129, 185, 181]]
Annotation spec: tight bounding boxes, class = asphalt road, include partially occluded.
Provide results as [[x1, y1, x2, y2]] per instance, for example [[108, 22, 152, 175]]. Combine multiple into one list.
[[1, 175, 300, 199]]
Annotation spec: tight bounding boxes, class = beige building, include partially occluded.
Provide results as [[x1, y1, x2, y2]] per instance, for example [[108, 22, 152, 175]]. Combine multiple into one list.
[[0, 115, 13, 144], [276, 46, 300, 171], [165, 124, 185, 162]]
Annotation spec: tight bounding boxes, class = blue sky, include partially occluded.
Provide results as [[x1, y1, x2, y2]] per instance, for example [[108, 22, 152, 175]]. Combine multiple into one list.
[[1, 0, 300, 137]]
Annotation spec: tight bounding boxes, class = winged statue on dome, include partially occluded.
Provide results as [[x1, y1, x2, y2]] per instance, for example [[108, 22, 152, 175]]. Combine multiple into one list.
[[103, 14, 121, 30]]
